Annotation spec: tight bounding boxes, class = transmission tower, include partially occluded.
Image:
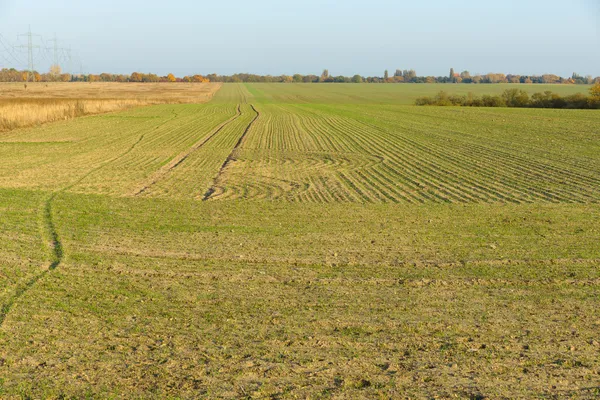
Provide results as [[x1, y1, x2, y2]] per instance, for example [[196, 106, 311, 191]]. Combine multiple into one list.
[[48, 33, 59, 67], [46, 33, 68, 77], [66, 46, 72, 76], [16, 26, 41, 82]]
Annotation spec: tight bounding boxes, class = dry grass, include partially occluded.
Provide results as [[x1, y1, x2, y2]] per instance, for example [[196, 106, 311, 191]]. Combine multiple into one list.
[[0, 82, 222, 131]]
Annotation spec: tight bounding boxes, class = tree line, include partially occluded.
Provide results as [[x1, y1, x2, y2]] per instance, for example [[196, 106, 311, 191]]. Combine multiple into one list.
[[189, 70, 600, 84], [416, 85, 600, 110], [1, 67, 599, 85], [0, 68, 209, 83]]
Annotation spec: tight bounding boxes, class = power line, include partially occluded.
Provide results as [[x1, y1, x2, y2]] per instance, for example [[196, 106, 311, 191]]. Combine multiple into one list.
[[64, 46, 72, 75], [0, 34, 25, 67], [1, 27, 83, 77], [16, 26, 41, 82], [45, 33, 68, 73]]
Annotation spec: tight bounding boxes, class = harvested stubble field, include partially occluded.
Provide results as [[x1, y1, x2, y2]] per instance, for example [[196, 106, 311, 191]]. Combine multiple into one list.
[[0, 82, 221, 131], [0, 83, 599, 399]]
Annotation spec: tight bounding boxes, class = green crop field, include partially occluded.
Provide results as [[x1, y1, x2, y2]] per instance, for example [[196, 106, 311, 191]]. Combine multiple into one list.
[[0, 83, 599, 398]]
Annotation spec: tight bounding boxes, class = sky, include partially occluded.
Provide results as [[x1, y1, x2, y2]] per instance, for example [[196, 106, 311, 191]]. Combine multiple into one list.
[[0, 0, 598, 77]]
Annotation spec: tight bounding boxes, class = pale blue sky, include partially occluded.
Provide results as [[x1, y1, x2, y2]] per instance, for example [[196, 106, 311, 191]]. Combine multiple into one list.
[[0, 0, 598, 77]]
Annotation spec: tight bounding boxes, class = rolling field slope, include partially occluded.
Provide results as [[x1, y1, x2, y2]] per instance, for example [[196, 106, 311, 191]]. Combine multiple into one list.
[[0, 83, 599, 398]]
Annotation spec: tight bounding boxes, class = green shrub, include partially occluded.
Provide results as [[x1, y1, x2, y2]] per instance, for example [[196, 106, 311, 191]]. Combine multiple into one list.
[[416, 90, 595, 110]]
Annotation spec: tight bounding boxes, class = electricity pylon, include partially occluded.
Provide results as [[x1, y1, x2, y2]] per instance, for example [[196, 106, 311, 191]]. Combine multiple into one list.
[[46, 33, 68, 78], [16, 26, 41, 82]]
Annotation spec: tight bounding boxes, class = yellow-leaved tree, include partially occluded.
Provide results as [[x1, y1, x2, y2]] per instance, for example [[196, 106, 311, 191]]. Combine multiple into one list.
[[590, 83, 600, 100], [167, 73, 176, 82]]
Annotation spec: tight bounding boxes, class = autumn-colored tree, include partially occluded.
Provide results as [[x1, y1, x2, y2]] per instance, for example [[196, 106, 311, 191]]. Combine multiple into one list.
[[590, 83, 600, 100], [130, 72, 142, 82], [541, 74, 560, 84], [142, 73, 160, 83], [402, 69, 417, 82], [49, 65, 61, 79], [167, 73, 176, 82], [484, 73, 506, 83]]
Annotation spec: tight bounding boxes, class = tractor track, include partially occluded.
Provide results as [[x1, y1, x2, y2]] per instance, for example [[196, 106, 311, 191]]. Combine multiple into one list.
[[202, 104, 260, 201], [133, 104, 242, 196], [0, 110, 179, 328]]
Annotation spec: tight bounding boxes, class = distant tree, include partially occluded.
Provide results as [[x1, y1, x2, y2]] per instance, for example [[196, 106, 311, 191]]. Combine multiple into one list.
[[449, 68, 455, 81], [192, 74, 207, 83], [384, 70, 389, 80], [320, 69, 329, 82], [49, 64, 61, 80], [541, 74, 560, 84], [167, 73, 176, 82], [292, 74, 303, 83], [402, 69, 416, 82], [590, 83, 600, 100], [351, 74, 363, 83], [142, 73, 160, 83], [484, 73, 506, 83], [394, 69, 402, 77], [502, 88, 530, 107], [130, 72, 142, 82]]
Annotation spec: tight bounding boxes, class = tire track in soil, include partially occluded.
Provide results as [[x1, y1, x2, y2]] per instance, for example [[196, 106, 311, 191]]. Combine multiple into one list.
[[202, 104, 260, 201], [133, 104, 242, 196], [0, 110, 179, 328]]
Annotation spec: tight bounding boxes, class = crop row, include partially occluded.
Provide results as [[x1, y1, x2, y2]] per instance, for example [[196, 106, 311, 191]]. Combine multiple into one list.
[[206, 101, 600, 203]]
